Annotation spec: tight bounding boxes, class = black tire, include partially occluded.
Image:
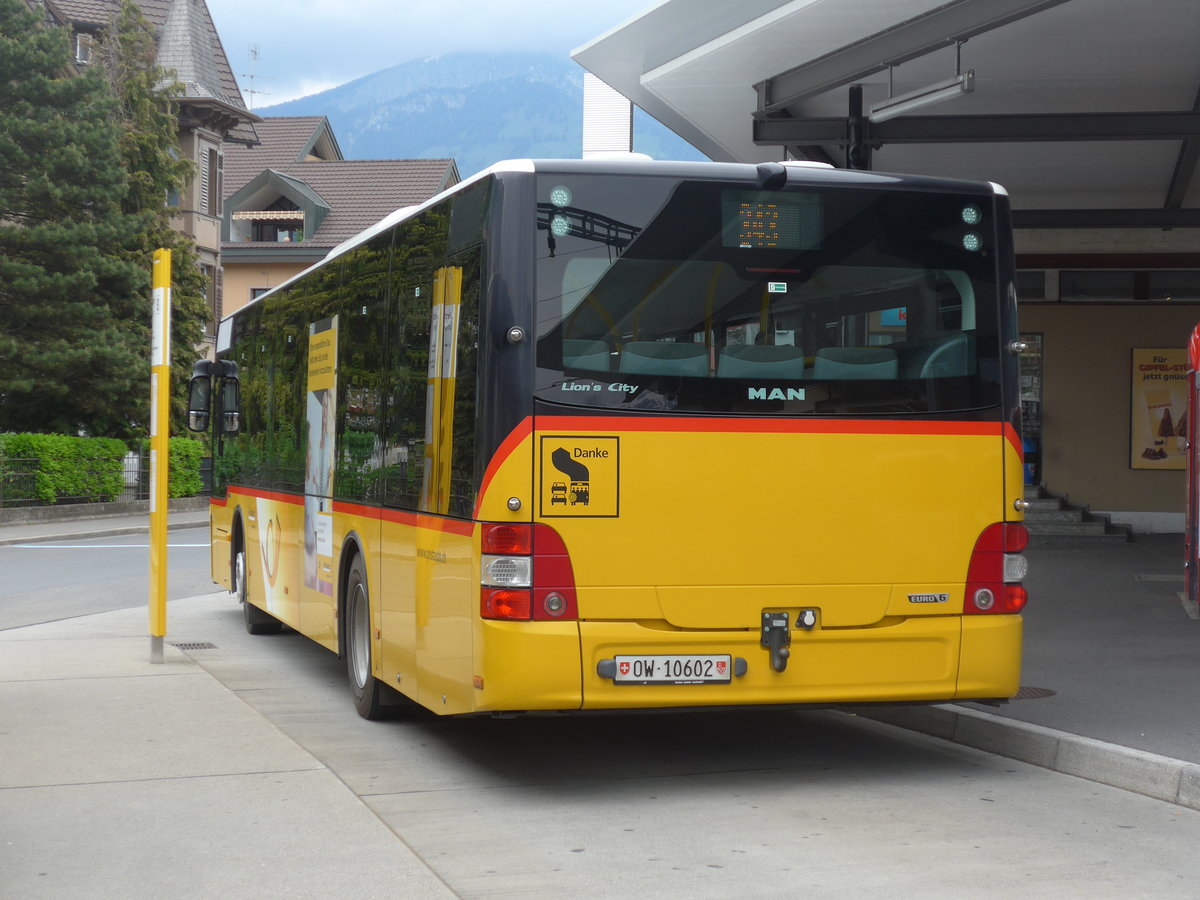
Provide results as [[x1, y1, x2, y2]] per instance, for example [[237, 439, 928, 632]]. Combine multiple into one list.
[[235, 543, 282, 635], [346, 554, 385, 719]]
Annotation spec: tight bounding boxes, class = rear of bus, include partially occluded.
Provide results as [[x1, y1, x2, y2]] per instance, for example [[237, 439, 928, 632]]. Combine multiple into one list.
[[480, 160, 1026, 711]]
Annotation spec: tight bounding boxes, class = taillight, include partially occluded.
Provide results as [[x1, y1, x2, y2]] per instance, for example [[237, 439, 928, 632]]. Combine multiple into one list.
[[480, 523, 578, 621], [965, 523, 1029, 614]]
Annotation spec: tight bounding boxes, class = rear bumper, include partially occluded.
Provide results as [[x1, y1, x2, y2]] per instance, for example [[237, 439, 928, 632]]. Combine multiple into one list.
[[468, 614, 1020, 713], [578, 615, 1021, 710]]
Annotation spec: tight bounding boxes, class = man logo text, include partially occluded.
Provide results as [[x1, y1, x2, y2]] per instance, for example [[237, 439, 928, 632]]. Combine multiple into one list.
[[748, 387, 806, 401]]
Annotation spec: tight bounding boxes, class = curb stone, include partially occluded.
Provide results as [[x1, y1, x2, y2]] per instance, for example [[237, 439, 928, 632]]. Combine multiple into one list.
[[858, 703, 1200, 811], [0, 516, 210, 547]]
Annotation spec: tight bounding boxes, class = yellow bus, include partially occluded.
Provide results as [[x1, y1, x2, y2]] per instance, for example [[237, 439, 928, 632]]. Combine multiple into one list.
[[189, 158, 1029, 719]]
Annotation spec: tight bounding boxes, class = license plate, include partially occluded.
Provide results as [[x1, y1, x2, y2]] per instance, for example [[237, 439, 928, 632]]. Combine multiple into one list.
[[613, 654, 732, 685]]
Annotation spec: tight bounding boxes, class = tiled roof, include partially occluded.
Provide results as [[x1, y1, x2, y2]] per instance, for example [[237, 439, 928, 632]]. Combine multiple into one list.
[[45, 0, 257, 144], [222, 117, 336, 195], [224, 158, 460, 250]]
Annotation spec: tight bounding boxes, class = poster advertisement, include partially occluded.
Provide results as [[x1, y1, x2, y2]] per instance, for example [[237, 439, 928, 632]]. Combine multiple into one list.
[[305, 317, 338, 594], [1130, 348, 1187, 471]]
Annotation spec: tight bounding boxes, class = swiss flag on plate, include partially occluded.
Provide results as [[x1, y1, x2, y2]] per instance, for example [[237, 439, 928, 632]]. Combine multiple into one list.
[[619, 661, 630, 675]]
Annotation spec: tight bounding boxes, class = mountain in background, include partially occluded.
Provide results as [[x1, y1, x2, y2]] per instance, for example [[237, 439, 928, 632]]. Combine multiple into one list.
[[259, 52, 707, 177]]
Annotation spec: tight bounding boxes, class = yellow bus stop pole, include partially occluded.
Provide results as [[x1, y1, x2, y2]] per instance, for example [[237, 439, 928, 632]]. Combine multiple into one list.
[[149, 249, 171, 663]]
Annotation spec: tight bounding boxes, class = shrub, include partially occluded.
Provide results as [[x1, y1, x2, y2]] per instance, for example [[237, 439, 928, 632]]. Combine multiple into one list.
[[137, 436, 207, 498], [0, 433, 126, 504], [167, 437, 205, 498]]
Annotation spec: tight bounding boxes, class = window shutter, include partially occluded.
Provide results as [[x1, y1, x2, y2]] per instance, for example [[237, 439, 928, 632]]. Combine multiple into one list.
[[199, 154, 210, 215], [206, 149, 221, 217]]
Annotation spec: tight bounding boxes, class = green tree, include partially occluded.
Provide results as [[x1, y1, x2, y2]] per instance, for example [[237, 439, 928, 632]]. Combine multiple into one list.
[[0, 0, 148, 436], [102, 0, 210, 435]]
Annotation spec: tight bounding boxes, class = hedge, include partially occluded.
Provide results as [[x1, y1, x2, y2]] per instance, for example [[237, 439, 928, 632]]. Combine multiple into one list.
[[0, 434, 208, 505], [0, 433, 126, 504], [167, 437, 205, 498]]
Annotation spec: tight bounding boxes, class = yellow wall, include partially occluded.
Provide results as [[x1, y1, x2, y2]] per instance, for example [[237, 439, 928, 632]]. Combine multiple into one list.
[[222, 261, 310, 317], [1019, 303, 1200, 514]]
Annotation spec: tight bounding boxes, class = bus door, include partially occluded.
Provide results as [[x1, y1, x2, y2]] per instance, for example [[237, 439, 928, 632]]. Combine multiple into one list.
[[1185, 324, 1200, 609]]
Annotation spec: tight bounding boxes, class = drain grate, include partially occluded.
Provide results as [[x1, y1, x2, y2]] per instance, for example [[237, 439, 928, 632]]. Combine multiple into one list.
[[1013, 685, 1056, 700], [169, 641, 217, 650]]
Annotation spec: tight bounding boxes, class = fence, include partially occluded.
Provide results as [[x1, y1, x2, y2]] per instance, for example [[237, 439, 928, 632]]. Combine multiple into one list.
[[0, 452, 211, 508]]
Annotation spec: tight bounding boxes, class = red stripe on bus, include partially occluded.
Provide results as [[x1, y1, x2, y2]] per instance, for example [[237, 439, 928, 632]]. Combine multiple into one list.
[[335, 501, 476, 537], [473, 416, 534, 518], [223, 487, 474, 536], [225, 486, 304, 507]]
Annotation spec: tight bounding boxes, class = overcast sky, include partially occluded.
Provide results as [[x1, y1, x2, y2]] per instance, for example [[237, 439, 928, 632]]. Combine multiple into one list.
[[205, 0, 656, 107]]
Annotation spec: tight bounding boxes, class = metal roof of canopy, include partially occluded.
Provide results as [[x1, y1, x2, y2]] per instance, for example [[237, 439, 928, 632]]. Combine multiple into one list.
[[572, 0, 1200, 228]]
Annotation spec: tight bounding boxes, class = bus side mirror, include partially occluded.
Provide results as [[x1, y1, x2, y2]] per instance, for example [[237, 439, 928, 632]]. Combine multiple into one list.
[[220, 378, 241, 435], [187, 361, 212, 432]]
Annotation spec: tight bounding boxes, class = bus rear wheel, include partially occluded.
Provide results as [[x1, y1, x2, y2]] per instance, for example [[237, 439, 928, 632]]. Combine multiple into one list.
[[345, 554, 385, 719], [235, 543, 282, 635]]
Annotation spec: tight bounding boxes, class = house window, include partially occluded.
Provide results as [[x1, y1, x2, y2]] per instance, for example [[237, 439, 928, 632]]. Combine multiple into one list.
[[74, 33, 93, 64], [251, 219, 303, 242]]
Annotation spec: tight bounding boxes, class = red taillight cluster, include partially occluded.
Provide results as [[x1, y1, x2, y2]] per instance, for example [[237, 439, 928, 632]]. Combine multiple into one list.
[[480, 523, 578, 621], [965, 522, 1030, 614]]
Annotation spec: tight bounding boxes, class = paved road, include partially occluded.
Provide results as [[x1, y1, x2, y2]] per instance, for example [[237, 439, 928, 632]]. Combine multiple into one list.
[[0, 526, 216, 630]]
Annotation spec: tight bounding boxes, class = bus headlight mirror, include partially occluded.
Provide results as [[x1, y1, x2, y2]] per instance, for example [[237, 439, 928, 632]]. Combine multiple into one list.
[[220, 378, 241, 435], [186, 362, 212, 432]]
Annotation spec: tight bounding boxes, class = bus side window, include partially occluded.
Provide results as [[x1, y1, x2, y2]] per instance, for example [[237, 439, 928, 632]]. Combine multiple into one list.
[[382, 274, 431, 511], [335, 236, 391, 503]]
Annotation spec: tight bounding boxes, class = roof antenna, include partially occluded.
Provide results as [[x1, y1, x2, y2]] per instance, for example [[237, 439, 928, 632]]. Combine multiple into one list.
[[239, 44, 273, 110]]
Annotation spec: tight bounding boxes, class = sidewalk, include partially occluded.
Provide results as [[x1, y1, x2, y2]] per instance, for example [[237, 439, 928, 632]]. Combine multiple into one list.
[[0, 507, 210, 547], [0, 598, 456, 899]]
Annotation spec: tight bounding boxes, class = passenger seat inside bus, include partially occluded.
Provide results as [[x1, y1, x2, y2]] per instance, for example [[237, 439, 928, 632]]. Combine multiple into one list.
[[717, 344, 807, 379], [619, 342, 710, 377], [811, 346, 899, 380], [562, 339, 612, 371]]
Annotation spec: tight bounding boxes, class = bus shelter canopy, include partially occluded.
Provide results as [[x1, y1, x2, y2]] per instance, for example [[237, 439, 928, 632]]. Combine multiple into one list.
[[573, 0, 1200, 228]]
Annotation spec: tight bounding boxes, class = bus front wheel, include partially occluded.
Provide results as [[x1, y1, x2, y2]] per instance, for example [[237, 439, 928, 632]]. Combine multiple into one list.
[[345, 554, 385, 719]]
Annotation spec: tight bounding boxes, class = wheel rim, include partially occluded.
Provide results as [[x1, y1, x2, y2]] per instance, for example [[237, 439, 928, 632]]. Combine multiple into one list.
[[234, 549, 246, 603], [349, 581, 370, 689]]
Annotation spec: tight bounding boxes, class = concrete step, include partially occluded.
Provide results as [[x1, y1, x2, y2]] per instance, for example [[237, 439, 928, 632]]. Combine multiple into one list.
[[1026, 519, 1108, 535], [1025, 508, 1090, 524], [1022, 484, 1133, 542], [1027, 529, 1134, 546], [1025, 498, 1067, 512]]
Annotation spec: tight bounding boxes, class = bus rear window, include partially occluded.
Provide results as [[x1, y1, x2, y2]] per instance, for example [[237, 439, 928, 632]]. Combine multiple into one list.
[[534, 175, 1002, 416]]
